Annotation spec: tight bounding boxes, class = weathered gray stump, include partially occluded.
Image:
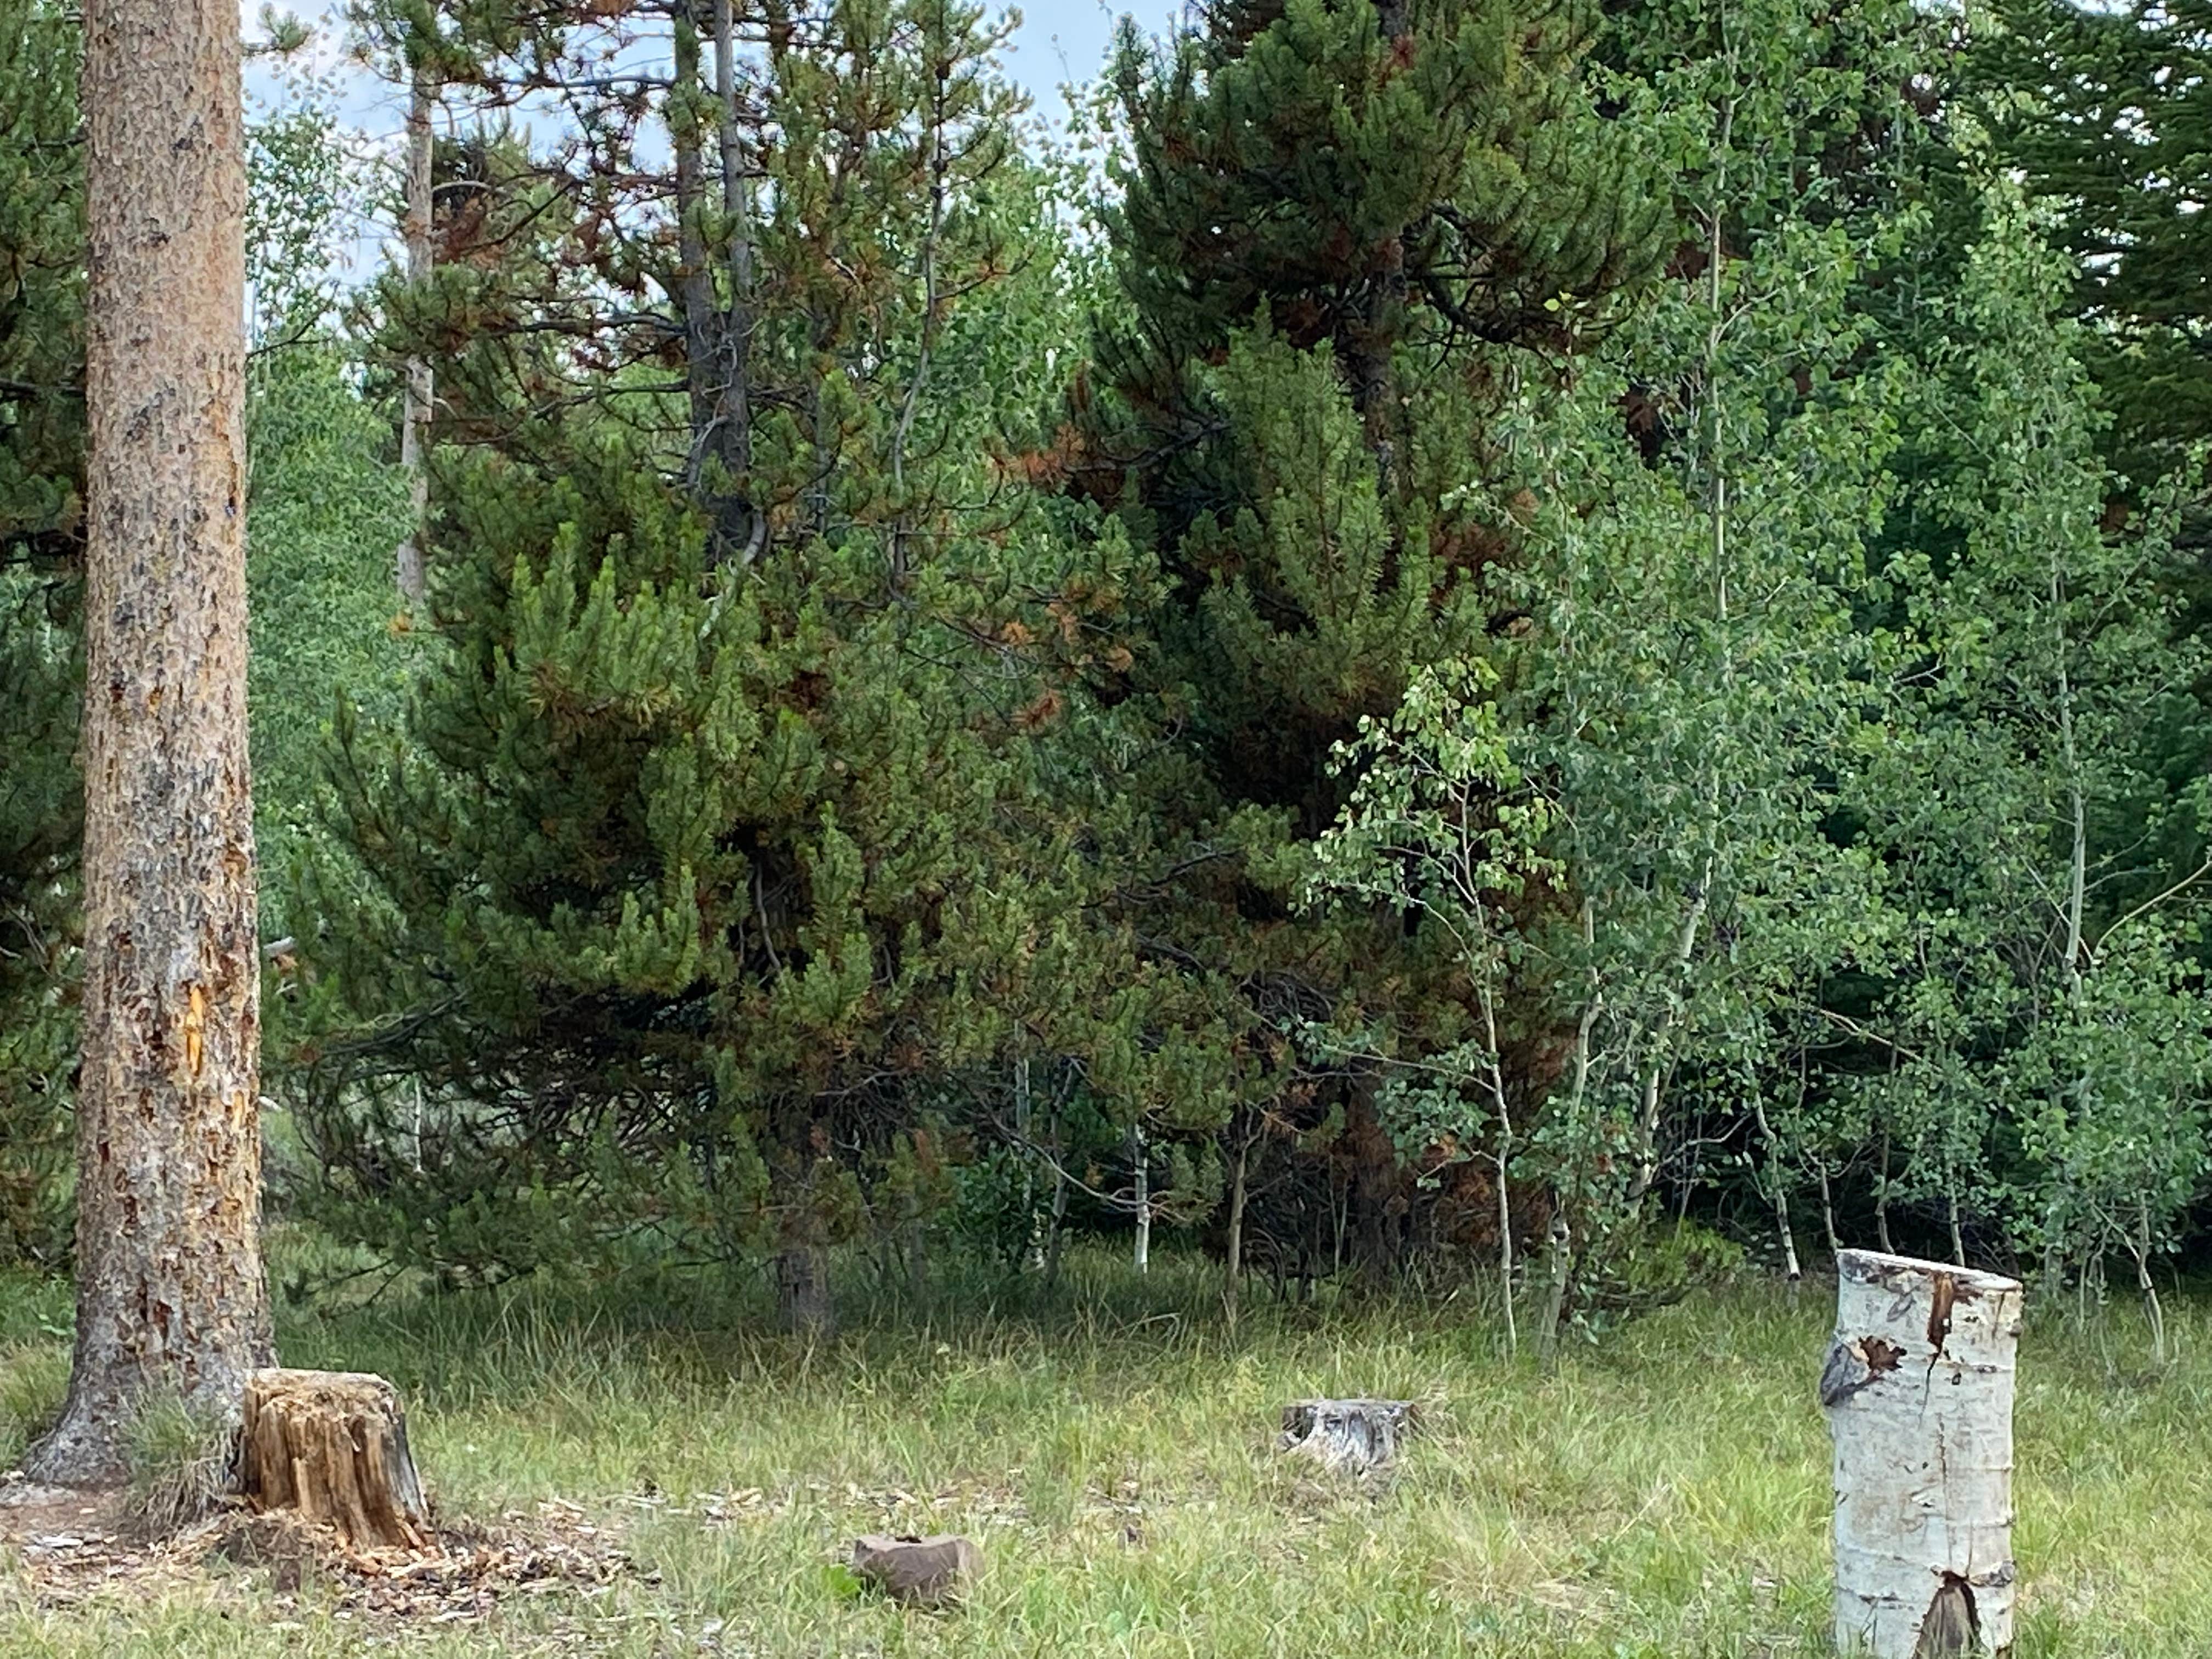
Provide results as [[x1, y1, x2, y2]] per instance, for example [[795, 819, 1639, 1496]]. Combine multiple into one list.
[[851, 1532, 980, 1606], [1278, 1398, 1419, 1475], [1821, 1251, 2023, 1657], [239, 1369, 430, 1550]]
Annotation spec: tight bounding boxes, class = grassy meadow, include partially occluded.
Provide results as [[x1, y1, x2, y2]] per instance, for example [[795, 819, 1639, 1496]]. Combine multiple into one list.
[[1, 1239, 2205, 1657]]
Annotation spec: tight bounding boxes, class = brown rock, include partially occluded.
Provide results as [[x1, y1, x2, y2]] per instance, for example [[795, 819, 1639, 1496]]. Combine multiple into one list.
[[850, 1532, 980, 1607]]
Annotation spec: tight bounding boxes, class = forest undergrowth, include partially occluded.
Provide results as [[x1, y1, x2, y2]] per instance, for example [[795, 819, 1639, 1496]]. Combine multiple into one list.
[[1, 1238, 2205, 1657]]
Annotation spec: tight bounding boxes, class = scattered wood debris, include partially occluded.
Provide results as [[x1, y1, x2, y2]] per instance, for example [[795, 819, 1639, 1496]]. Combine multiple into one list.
[[2, 1476, 633, 1629]]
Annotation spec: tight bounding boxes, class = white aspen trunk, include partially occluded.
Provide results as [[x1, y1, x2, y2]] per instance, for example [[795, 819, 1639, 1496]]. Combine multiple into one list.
[[1822, 1250, 2023, 1658], [1131, 1126, 1150, 1274], [1753, 1097, 1801, 1283], [1013, 1057, 1038, 1268]]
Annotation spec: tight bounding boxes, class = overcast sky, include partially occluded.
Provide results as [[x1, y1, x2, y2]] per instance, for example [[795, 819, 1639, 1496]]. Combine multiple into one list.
[[247, 0, 1172, 148], [243, 0, 1176, 290]]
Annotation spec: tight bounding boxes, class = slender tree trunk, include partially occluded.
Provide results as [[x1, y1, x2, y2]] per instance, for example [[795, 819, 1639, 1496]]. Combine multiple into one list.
[[1042, 1089, 1070, 1290], [1752, 1098, 1801, 1284], [1224, 1120, 1250, 1330], [1874, 1125, 1894, 1255], [1471, 955, 1517, 1355], [707, 0, 760, 562], [1538, 1210, 1572, 1369], [25, 0, 271, 1483], [2131, 1205, 2166, 1365], [1014, 1057, 1038, 1268], [1816, 1160, 1841, 1256], [394, 66, 434, 603], [671, 14, 720, 490], [1130, 1125, 1150, 1274], [1043, 1146, 1070, 1291]]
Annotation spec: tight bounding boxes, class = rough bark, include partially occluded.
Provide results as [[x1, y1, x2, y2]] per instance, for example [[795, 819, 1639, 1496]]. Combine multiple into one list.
[[23, 0, 270, 1486], [240, 1370, 429, 1550], [394, 66, 434, 603], [1822, 1250, 2022, 1658]]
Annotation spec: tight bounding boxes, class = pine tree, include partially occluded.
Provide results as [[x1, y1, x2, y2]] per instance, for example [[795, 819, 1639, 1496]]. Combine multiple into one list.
[[1071, 0, 1667, 1273], [289, 1, 1207, 1326], [1974, 0, 2212, 494]]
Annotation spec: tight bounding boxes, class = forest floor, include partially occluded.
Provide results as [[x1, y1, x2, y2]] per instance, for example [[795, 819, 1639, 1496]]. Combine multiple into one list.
[[1, 1238, 2206, 1658]]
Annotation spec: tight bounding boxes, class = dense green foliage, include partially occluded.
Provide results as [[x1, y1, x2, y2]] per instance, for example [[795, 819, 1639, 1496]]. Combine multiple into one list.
[[3, 0, 2209, 1336], [0, 0, 81, 1263], [1977, 0, 2212, 493]]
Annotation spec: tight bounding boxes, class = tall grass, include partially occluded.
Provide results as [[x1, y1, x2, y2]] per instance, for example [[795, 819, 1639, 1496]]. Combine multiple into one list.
[[3, 1243, 2208, 1655]]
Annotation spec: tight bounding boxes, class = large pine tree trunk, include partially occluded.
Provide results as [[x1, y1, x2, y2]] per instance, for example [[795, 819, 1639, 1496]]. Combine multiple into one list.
[[24, 0, 269, 1486], [1822, 1250, 2022, 1657]]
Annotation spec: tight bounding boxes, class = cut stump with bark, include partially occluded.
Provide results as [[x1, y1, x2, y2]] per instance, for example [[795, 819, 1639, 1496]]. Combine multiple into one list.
[[239, 1369, 430, 1551], [1822, 1251, 2022, 1657], [850, 1533, 980, 1606], [1278, 1398, 1419, 1475]]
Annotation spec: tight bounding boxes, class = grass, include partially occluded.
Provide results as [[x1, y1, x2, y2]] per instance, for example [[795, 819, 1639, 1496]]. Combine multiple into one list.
[[2, 1237, 2208, 1656]]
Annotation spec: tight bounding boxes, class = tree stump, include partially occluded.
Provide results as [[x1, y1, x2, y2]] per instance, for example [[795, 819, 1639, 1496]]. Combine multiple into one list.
[[1821, 1251, 2022, 1657], [1278, 1398, 1419, 1474], [850, 1533, 980, 1606], [239, 1369, 430, 1550]]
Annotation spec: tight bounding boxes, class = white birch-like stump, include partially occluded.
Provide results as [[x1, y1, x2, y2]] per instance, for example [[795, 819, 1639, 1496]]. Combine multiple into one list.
[[239, 1369, 430, 1550], [1821, 1251, 2023, 1657], [1278, 1398, 1419, 1474]]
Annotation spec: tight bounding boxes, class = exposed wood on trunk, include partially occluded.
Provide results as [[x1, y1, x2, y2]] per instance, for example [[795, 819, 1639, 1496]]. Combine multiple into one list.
[[240, 1370, 429, 1551], [1823, 1250, 2022, 1658], [24, 0, 271, 1486]]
